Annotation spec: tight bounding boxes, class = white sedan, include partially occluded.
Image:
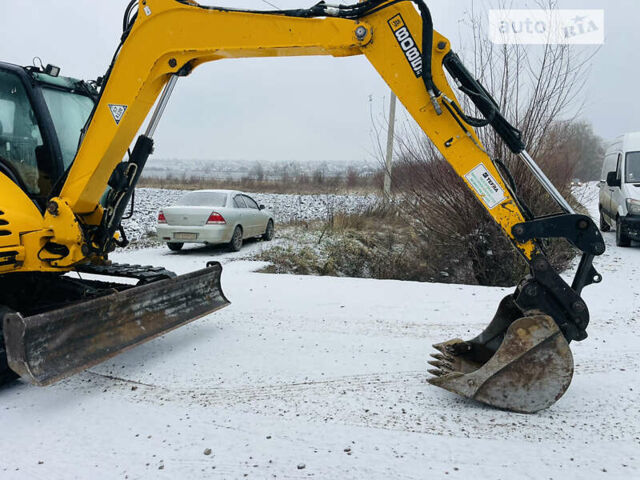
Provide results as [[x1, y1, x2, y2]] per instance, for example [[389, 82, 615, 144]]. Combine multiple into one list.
[[156, 190, 274, 251]]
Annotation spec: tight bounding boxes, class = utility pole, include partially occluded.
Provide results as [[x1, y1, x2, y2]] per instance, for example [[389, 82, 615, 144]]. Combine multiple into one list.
[[383, 91, 397, 203]]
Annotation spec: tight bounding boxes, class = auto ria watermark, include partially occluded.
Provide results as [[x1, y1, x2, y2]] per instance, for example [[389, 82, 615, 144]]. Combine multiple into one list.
[[489, 9, 604, 44]]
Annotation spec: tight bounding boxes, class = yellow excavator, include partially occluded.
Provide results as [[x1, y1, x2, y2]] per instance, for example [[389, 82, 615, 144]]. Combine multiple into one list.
[[0, 0, 604, 413]]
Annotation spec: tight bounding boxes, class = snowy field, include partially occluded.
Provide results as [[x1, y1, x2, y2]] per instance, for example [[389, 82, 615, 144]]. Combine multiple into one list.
[[0, 185, 638, 479], [123, 188, 377, 244]]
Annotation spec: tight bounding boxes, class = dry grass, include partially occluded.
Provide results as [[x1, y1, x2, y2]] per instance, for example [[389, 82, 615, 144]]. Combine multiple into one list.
[[261, 204, 476, 284]]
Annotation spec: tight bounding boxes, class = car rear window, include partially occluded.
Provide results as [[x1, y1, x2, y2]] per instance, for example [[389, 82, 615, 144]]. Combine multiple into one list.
[[177, 192, 227, 207]]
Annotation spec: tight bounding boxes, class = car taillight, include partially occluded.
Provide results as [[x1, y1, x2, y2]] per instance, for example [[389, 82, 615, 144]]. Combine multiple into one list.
[[158, 211, 167, 224], [207, 212, 226, 225]]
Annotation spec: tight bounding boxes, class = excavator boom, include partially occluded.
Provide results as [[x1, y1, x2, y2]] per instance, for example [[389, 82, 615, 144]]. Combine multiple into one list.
[[0, 1, 604, 412]]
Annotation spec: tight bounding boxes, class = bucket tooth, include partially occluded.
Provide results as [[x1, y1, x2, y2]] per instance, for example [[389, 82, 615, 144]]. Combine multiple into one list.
[[428, 359, 455, 372], [430, 352, 454, 362], [434, 340, 471, 356]]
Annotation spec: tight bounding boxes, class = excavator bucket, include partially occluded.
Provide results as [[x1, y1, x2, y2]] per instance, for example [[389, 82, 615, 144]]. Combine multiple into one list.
[[427, 295, 574, 413], [2, 263, 229, 386]]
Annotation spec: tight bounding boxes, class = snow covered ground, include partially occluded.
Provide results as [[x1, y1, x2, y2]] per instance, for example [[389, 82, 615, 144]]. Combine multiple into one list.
[[0, 185, 638, 479], [123, 188, 377, 245]]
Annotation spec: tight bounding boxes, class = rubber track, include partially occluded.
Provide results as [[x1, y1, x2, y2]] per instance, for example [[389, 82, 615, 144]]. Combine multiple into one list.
[[75, 262, 177, 283]]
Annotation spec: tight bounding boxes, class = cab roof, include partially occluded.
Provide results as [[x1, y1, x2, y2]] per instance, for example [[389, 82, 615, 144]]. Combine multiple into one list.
[[622, 132, 640, 152], [609, 132, 640, 153]]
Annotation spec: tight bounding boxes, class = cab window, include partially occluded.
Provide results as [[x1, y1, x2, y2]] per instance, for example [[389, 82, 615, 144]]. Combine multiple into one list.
[[625, 151, 640, 183], [0, 70, 47, 195], [41, 87, 94, 170]]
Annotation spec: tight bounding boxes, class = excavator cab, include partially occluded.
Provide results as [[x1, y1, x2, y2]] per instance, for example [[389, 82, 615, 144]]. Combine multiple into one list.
[[0, 63, 95, 206]]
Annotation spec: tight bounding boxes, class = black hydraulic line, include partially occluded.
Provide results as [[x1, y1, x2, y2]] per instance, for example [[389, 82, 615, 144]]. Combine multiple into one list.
[[123, 0, 139, 33], [93, 135, 154, 254], [443, 51, 525, 154], [493, 158, 535, 222]]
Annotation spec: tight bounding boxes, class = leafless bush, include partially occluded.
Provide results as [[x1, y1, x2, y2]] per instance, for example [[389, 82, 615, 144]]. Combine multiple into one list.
[[552, 120, 605, 181], [392, 146, 579, 286]]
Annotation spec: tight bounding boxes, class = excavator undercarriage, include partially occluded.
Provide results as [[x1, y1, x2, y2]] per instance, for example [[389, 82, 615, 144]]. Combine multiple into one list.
[[0, 0, 605, 413]]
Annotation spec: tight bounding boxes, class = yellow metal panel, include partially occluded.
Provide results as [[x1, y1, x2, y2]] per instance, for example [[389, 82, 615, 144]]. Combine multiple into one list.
[[0, 174, 42, 251], [0, 174, 59, 272]]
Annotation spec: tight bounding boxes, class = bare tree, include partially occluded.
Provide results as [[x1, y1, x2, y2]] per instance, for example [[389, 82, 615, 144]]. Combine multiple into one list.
[[251, 161, 265, 181], [459, 0, 598, 184]]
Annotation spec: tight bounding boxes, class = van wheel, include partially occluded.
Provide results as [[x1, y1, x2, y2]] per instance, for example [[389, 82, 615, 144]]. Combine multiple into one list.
[[167, 242, 183, 251], [616, 218, 631, 247], [599, 210, 610, 232], [229, 226, 243, 252]]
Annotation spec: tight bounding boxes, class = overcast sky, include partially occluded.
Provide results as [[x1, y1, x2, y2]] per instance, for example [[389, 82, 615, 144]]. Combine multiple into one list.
[[0, 0, 636, 164]]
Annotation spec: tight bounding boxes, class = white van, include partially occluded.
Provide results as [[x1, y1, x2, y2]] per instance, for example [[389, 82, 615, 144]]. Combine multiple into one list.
[[599, 132, 640, 246]]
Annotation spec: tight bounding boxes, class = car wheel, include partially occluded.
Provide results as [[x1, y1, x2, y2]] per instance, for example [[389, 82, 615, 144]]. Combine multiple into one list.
[[616, 217, 631, 247], [167, 242, 183, 251], [262, 220, 274, 241], [599, 210, 610, 232], [229, 226, 243, 252]]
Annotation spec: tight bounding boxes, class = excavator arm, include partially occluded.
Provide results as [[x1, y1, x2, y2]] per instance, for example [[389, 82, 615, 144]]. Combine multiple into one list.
[[1, 0, 604, 412]]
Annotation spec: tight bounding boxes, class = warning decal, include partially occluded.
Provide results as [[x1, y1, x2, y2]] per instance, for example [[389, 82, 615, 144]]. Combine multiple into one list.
[[108, 104, 128, 125], [464, 164, 506, 209]]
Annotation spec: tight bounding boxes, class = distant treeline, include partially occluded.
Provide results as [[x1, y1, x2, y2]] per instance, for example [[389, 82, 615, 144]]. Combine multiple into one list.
[[138, 166, 385, 195]]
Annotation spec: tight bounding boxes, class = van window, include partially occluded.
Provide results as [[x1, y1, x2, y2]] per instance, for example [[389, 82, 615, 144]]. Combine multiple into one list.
[[602, 152, 618, 180], [626, 151, 640, 183], [616, 154, 623, 180]]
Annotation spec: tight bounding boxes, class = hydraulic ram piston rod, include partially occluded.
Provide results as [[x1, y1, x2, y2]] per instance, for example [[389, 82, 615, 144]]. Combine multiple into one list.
[[519, 150, 575, 214], [145, 75, 179, 139]]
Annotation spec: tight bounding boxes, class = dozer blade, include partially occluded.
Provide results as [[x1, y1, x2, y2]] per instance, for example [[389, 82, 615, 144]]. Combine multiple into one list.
[[2, 263, 229, 386], [427, 295, 574, 413]]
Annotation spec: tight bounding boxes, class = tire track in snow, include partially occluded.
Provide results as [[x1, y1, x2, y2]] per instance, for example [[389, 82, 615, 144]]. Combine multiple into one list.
[[80, 367, 639, 444]]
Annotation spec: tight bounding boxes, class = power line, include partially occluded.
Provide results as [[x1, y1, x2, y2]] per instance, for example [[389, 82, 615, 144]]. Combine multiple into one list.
[[261, 0, 280, 8]]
